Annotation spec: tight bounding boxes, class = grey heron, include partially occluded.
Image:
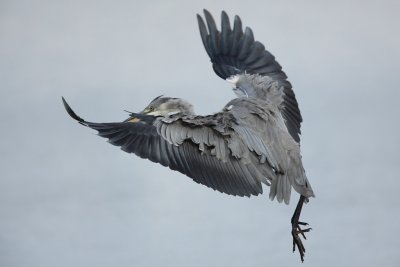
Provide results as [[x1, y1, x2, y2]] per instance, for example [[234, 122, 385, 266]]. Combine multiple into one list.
[[62, 9, 315, 262]]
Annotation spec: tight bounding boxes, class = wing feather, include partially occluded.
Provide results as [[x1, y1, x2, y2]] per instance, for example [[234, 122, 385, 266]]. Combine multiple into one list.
[[63, 98, 263, 197], [197, 10, 303, 142], [220, 11, 232, 55], [197, 10, 286, 80]]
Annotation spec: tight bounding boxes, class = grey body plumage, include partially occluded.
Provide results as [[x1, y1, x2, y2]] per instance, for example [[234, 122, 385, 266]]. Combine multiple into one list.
[[63, 9, 314, 262]]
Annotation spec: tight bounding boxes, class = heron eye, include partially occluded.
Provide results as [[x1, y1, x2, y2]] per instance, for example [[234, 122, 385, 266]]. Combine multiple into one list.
[[148, 106, 154, 112]]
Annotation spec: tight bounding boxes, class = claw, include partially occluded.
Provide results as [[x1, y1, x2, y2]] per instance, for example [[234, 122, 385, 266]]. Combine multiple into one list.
[[296, 226, 311, 239], [298, 221, 308, 226]]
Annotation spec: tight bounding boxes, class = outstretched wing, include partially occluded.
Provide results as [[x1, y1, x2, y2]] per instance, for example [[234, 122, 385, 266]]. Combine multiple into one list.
[[197, 10, 302, 142], [62, 97, 266, 197]]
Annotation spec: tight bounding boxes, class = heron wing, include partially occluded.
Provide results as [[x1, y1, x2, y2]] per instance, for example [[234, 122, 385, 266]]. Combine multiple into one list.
[[197, 10, 302, 142], [62, 98, 265, 197]]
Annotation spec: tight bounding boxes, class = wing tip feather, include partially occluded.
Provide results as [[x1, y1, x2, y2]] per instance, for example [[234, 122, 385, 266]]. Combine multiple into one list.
[[62, 97, 87, 125]]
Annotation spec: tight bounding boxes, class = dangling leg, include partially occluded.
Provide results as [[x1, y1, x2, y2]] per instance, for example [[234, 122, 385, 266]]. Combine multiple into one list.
[[291, 195, 311, 262]]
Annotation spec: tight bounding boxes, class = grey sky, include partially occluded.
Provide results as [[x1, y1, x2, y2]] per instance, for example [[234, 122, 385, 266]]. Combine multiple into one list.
[[1, 0, 399, 266]]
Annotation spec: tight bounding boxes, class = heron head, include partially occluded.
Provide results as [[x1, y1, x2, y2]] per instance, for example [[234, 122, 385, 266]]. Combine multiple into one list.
[[142, 95, 195, 116]]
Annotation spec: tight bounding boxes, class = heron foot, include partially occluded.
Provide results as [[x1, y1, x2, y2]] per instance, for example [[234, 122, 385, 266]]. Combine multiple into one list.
[[290, 196, 310, 262], [291, 220, 311, 262]]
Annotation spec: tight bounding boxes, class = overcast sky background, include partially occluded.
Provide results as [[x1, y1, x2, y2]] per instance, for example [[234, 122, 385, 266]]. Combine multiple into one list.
[[1, 0, 399, 266]]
